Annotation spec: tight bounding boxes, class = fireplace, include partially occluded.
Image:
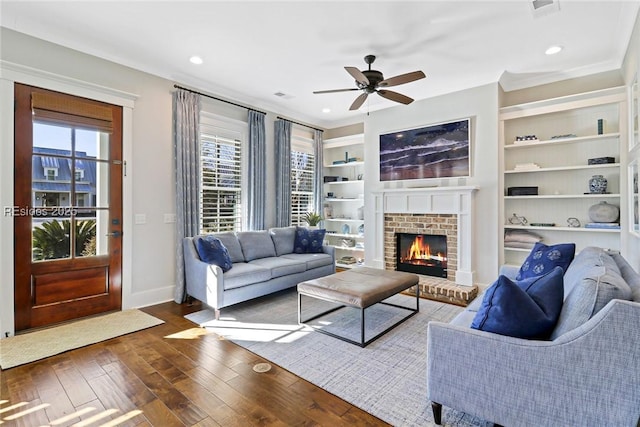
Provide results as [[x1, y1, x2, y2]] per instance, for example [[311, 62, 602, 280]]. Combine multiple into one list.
[[396, 232, 447, 278]]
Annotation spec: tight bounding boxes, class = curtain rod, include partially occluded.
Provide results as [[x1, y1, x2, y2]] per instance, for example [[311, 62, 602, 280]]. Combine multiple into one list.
[[276, 116, 323, 133], [173, 84, 266, 115]]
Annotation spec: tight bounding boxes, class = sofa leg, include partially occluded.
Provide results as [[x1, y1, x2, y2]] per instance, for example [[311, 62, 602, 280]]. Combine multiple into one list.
[[215, 309, 221, 320], [186, 295, 194, 306], [431, 402, 442, 425]]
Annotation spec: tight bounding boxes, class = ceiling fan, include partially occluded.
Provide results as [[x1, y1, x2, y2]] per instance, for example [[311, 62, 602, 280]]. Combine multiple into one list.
[[313, 55, 426, 111]]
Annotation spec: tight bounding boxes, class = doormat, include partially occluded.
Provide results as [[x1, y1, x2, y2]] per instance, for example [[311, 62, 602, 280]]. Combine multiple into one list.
[[0, 309, 164, 370]]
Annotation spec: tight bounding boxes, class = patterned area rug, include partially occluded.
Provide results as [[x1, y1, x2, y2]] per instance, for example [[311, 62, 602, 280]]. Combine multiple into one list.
[[0, 309, 164, 370], [185, 289, 490, 427]]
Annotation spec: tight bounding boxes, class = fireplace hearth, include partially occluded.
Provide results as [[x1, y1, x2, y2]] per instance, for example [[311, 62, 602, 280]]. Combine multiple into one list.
[[396, 233, 447, 278]]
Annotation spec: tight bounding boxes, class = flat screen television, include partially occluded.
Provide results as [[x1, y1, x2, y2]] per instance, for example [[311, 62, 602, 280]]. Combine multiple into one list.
[[379, 118, 470, 181]]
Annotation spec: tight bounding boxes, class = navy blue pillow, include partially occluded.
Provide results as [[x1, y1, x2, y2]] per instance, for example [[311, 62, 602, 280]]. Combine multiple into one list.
[[293, 227, 326, 254], [516, 242, 576, 280], [471, 266, 564, 339], [195, 235, 233, 272]]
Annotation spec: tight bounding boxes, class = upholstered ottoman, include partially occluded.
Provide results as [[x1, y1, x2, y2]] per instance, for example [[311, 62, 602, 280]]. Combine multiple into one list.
[[297, 267, 419, 347]]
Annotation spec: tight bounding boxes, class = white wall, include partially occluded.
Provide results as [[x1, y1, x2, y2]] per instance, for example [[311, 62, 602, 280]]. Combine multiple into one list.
[[363, 83, 500, 285]]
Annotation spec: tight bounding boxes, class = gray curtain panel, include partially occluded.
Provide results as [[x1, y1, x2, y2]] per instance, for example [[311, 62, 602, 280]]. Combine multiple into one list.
[[275, 119, 292, 227], [247, 110, 266, 230], [173, 89, 201, 303], [313, 129, 324, 215]]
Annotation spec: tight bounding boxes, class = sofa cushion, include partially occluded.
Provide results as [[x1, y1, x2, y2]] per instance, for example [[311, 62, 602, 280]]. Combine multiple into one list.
[[222, 262, 272, 290], [471, 267, 564, 339], [249, 256, 306, 278], [237, 231, 277, 261], [194, 235, 233, 272], [550, 249, 632, 339], [269, 226, 296, 256], [516, 242, 576, 280], [209, 232, 245, 263], [293, 227, 326, 254], [281, 252, 333, 270]]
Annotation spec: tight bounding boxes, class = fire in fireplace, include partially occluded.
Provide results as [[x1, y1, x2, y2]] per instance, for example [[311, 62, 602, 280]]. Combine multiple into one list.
[[396, 233, 447, 278]]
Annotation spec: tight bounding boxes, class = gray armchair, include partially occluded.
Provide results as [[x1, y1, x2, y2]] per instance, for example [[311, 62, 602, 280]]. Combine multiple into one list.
[[427, 248, 640, 426]]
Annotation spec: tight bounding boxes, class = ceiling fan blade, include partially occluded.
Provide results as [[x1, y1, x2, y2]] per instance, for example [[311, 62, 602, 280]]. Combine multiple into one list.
[[345, 66, 369, 86], [377, 89, 414, 105], [313, 88, 360, 94], [349, 92, 369, 110], [378, 71, 426, 88]]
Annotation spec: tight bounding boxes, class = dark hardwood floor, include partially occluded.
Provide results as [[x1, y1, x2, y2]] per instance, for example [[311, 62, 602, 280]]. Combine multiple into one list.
[[0, 301, 389, 426]]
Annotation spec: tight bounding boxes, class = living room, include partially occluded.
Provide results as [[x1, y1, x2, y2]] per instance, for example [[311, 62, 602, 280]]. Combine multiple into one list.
[[1, 1, 640, 425]]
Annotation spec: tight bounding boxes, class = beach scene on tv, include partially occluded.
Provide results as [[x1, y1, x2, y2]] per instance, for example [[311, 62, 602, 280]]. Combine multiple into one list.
[[379, 119, 470, 181]]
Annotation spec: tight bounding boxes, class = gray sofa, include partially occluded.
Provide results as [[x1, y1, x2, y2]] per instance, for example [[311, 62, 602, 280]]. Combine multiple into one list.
[[427, 246, 640, 426], [183, 226, 335, 318]]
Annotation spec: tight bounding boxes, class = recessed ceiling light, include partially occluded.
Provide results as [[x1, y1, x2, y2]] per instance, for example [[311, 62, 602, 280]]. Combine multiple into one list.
[[189, 56, 203, 65], [322, 108, 331, 113], [545, 45, 563, 55]]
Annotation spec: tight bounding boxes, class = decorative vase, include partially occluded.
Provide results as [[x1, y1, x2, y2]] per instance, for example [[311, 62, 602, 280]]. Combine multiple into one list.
[[588, 201, 619, 223], [588, 175, 608, 194]]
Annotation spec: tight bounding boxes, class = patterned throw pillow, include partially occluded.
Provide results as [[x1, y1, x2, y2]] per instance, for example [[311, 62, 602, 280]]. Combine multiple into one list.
[[293, 227, 326, 254], [194, 235, 233, 272], [471, 267, 564, 339], [516, 242, 576, 280]]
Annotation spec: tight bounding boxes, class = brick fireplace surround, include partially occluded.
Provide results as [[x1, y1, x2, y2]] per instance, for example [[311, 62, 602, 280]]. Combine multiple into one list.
[[372, 187, 479, 306]]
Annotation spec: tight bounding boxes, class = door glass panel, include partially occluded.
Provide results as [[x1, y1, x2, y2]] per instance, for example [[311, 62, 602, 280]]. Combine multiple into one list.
[[75, 217, 99, 257], [33, 122, 71, 152], [32, 217, 72, 261], [31, 123, 111, 261], [76, 128, 109, 160], [75, 159, 109, 208]]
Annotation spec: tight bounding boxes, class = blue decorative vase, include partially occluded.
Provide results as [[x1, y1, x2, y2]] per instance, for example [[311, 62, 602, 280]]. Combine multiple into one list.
[[588, 175, 607, 194]]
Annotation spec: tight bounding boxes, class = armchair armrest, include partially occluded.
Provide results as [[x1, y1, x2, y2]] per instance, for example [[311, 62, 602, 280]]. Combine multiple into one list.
[[183, 237, 225, 309], [427, 299, 640, 426]]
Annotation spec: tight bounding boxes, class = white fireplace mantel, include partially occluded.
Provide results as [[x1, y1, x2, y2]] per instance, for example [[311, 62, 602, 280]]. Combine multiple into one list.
[[371, 186, 478, 286]]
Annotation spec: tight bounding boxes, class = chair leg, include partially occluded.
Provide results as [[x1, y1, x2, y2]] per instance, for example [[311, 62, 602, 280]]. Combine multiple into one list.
[[431, 402, 442, 425], [215, 308, 221, 320], [186, 295, 194, 306]]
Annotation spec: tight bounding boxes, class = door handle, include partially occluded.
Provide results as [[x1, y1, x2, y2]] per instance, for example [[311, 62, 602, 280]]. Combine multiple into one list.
[[105, 231, 122, 238]]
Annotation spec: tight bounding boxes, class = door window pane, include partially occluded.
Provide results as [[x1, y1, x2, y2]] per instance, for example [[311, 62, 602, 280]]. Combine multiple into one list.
[[32, 217, 72, 261], [76, 128, 109, 160]]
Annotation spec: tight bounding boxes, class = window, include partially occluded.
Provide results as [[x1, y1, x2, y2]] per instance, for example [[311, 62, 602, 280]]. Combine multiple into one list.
[[45, 167, 57, 181], [290, 135, 316, 226], [75, 169, 84, 180], [199, 113, 245, 233]]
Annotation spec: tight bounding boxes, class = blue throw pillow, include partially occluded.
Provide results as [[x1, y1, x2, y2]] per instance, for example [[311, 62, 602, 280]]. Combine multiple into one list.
[[195, 235, 233, 272], [516, 242, 576, 280], [293, 227, 326, 254], [471, 266, 564, 339]]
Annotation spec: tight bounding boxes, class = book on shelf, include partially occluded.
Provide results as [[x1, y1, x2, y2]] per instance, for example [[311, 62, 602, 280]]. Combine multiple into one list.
[[584, 222, 620, 229], [513, 163, 541, 171]]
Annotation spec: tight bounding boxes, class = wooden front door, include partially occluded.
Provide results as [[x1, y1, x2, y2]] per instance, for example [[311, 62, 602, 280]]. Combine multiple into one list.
[[14, 83, 123, 331]]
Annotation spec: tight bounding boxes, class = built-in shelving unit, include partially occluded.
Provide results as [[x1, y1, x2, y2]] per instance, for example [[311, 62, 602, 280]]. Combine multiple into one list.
[[322, 134, 365, 270], [499, 87, 628, 265]]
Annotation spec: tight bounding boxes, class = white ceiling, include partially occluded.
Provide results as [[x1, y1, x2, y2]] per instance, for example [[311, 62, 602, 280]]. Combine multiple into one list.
[[1, 1, 639, 128]]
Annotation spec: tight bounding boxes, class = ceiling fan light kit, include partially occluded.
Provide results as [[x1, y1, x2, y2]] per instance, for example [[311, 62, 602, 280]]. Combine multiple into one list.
[[313, 55, 426, 111]]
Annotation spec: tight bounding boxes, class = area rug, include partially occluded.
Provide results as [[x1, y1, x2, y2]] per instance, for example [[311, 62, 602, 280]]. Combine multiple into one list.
[[0, 309, 164, 370], [185, 289, 490, 427]]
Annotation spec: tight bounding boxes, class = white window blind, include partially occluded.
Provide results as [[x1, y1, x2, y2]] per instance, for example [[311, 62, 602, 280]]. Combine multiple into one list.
[[290, 136, 315, 226], [199, 128, 243, 233]]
